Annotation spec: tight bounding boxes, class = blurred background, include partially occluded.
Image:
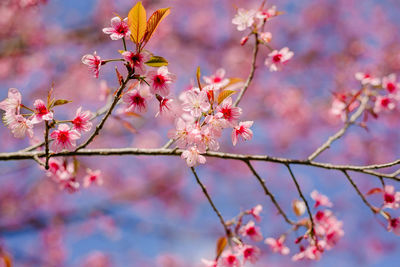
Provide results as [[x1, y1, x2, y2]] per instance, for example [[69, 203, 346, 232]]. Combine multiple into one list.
[[1, 0, 400, 266]]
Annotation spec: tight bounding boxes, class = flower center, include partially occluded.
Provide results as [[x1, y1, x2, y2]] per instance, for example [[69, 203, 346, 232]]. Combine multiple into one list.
[[384, 193, 395, 203], [58, 131, 69, 143], [273, 54, 282, 63], [154, 75, 166, 86]]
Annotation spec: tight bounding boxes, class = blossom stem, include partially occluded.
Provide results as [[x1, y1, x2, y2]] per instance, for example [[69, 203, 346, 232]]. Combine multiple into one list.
[[44, 121, 50, 170]]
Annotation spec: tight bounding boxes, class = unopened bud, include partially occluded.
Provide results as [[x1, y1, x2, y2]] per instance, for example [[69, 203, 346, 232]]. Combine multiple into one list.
[[292, 199, 306, 216], [240, 36, 249, 46]]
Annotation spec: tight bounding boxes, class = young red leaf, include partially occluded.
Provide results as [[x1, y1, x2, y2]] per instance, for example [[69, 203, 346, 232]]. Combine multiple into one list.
[[143, 8, 171, 45]]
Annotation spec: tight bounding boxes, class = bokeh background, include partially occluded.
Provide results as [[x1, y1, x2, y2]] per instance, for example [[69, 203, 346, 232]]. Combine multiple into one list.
[[1, 0, 400, 266]]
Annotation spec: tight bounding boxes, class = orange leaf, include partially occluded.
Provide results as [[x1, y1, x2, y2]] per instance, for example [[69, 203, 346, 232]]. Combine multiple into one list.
[[215, 236, 227, 260], [366, 187, 383, 195], [1, 253, 12, 267], [196, 66, 202, 90], [143, 8, 170, 45], [128, 2, 147, 45], [217, 90, 237, 104]]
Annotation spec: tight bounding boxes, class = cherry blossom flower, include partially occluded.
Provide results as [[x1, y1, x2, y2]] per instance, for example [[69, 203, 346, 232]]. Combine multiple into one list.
[[373, 95, 395, 114], [220, 251, 241, 267], [148, 66, 176, 96], [232, 8, 256, 31], [182, 90, 210, 117], [201, 259, 217, 267], [330, 93, 359, 121], [259, 32, 272, 43], [231, 121, 254, 146], [265, 47, 294, 72], [265, 236, 290, 255], [181, 146, 206, 167], [121, 51, 150, 75], [8, 114, 34, 138], [72, 107, 93, 133], [155, 95, 174, 117], [83, 168, 103, 188], [82, 52, 102, 78], [241, 245, 261, 264], [0, 88, 21, 113], [355, 72, 380, 86], [201, 126, 220, 151], [311, 190, 333, 208], [387, 217, 400, 236], [50, 124, 81, 152], [382, 185, 400, 209], [102, 17, 130, 40], [216, 97, 242, 127], [382, 74, 399, 94], [122, 85, 150, 113], [203, 68, 230, 88], [313, 210, 344, 249], [31, 99, 53, 124], [248, 204, 262, 222], [240, 220, 263, 242], [292, 242, 326, 261], [256, 5, 278, 22], [204, 115, 225, 137]]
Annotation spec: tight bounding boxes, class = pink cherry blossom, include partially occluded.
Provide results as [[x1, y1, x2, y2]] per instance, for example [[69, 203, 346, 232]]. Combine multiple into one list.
[[248, 204, 263, 222], [265, 236, 290, 255], [232, 8, 256, 31], [203, 68, 230, 88], [155, 95, 173, 117], [148, 66, 176, 97], [182, 90, 210, 118], [181, 146, 206, 167], [239, 220, 263, 242], [231, 121, 254, 146], [82, 52, 102, 78], [201, 126, 220, 151], [355, 72, 380, 86], [292, 242, 326, 261], [204, 115, 225, 137], [216, 97, 242, 127], [373, 95, 395, 114], [387, 217, 400, 236], [8, 114, 34, 138], [122, 85, 150, 113], [265, 47, 294, 72], [311, 190, 333, 208], [72, 107, 93, 133], [313, 210, 344, 249], [83, 168, 103, 188], [0, 88, 21, 113], [31, 99, 53, 124], [382, 185, 400, 209], [121, 51, 150, 75], [256, 5, 278, 22], [382, 74, 399, 94], [241, 245, 261, 264], [102, 17, 130, 40], [259, 32, 272, 43], [220, 251, 241, 267], [50, 124, 81, 152]]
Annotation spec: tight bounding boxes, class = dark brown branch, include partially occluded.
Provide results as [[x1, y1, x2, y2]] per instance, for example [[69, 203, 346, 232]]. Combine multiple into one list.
[[285, 164, 315, 238], [44, 121, 50, 169], [245, 160, 294, 225], [190, 167, 231, 238]]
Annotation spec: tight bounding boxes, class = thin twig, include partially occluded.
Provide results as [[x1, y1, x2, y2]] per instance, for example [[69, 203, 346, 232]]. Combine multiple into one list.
[[44, 121, 50, 169], [342, 170, 377, 214], [245, 160, 294, 225], [190, 167, 231, 238], [308, 96, 369, 161], [75, 75, 131, 151], [32, 155, 45, 168], [233, 33, 260, 107], [285, 164, 315, 238]]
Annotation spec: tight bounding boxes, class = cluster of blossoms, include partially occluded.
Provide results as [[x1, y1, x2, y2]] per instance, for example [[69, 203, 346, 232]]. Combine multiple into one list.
[[201, 205, 263, 267], [168, 68, 253, 167], [265, 191, 343, 262], [366, 184, 400, 235], [331, 72, 400, 121], [232, 4, 294, 72]]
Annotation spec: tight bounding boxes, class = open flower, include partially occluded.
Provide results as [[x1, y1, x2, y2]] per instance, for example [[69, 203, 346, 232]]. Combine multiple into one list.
[[216, 97, 242, 127], [232, 8, 256, 31], [83, 168, 103, 188], [265, 47, 294, 72], [203, 68, 230, 88], [50, 124, 81, 152], [355, 72, 380, 86], [220, 251, 241, 267], [72, 107, 93, 133], [373, 95, 395, 114], [311, 190, 333, 208], [242, 245, 261, 264], [31, 99, 53, 124], [121, 51, 150, 75], [102, 17, 130, 40], [231, 121, 253, 146], [265, 236, 290, 255], [382, 185, 400, 209], [122, 84, 150, 113], [0, 88, 21, 113], [8, 114, 34, 138], [182, 90, 210, 118], [240, 220, 263, 242], [82, 52, 102, 78], [148, 66, 176, 96], [181, 146, 206, 167]]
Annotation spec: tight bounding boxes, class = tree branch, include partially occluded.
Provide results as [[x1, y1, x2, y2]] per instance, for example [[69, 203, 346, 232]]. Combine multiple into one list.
[[308, 96, 368, 161], [245, 160, 294, 225], [190, 167, 231, 238]]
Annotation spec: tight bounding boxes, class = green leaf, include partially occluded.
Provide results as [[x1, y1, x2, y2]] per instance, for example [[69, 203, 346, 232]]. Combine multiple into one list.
[[144, 56, 169, 67], [53, 99, 72, 107]]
